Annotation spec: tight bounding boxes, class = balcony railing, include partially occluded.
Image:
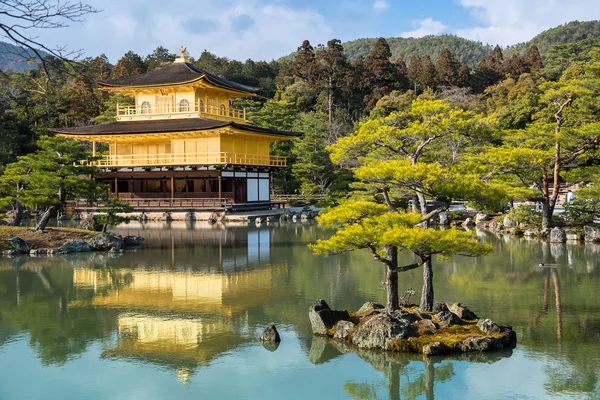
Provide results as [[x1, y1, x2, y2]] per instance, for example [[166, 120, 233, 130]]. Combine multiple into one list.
[[86, 152, 287, 168], [116, 102, 246, 122]]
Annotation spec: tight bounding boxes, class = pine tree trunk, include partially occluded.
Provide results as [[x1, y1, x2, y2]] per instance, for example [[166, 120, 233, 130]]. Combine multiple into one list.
[[420, 257, 434, 312], [385, 245, 399, 310], [328, 76, 334, 124], [386, 266, 399, 311], [34, 206, 54, 232], [12, 199, 23, 226]]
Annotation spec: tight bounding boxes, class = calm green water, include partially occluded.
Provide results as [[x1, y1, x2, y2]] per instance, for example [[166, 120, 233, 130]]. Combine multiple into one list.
[[0, 222, 599, 400]]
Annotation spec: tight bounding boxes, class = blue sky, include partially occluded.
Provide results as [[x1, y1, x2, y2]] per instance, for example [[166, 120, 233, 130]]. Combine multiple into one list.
[[31, 0, 600, 62]]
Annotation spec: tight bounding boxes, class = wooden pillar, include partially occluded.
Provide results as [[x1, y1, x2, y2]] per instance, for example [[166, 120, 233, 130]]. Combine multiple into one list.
[[218, 174, 222, 200], [170, 175, 174, 206], [114, 176, 118, 198], [92, 140, 96, 157]]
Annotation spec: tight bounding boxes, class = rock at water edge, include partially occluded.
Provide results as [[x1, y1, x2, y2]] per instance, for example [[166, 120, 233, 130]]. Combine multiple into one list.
[[355, 302, 385, 316], [56, 239, 94, 254], [446, 303, 478, 320], [476, 318, 500, 334], [260, 325, 281, 342], [583, 225, 600, 242], [550, 227, 566, 243], [123, 235, 144, 247], [352, 313, 410, 349], [308, 299, 350, 335], [7, 236, 31, 254], [89, 233, 124, 251], [333, 320, 355, 340]]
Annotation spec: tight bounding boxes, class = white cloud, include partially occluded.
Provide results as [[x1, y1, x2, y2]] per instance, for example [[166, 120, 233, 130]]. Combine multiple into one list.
[[373, 0, 389, 10], [401, 18, 446, 38], [35, 0, 334, 62], [455, 0, 600, 45]]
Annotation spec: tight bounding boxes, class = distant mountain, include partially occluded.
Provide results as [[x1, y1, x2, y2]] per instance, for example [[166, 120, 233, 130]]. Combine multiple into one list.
[[508, 20, 600, 55], [340, 20, 600, 68], [342, 35, 492, 69], [0, 42, 45, 72]]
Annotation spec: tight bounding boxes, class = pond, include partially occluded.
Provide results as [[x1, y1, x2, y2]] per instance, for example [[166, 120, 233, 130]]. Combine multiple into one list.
[[0, 222, 599, 399]]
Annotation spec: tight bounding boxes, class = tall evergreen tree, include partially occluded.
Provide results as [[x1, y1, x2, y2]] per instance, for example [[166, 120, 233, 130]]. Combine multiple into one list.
[[291, 40, 318, 84], [486, 45, 505, 74], [471, 60, 502, 93], [145, 46, 176, 71], [317, 39, 351, 124], [435, 48, 461, 86], [361, 38, 402, 109], [456, 64, 471, 88], [417, 54, 437, 90], [394, 58, 409, 90], [111, 51, 147, 79], [525, 44, 544, 72], [504, 54, 527, 78], [407, 54, 422, 91]]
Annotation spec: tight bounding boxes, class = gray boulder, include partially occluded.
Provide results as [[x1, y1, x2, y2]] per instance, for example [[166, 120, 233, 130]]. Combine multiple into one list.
[[389, 309, 419, 322], [584, 225, 600, 242], [503, 216, 517, 228], [89, 233, 124, 251], [476, 318, 500, 334], [7, 236, 31, 254], [475, 213, 488, 224], [414, 319, 438, 335], [436, 310, 461, 327], [549, 227, 566, 243], [457, 336, 503, 352], [333, 320, 355, 340], [356, 302, 385, 316], [308, 299, 350, 335], [123, 235, 144, 247], [56, 239, 94, 254], [446, 303, 478, 320], [260, 324, 281, 342], [351, 313, 410, 349]]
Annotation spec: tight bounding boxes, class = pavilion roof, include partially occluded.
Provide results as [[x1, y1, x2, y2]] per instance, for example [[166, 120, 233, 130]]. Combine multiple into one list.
[[99, 62, 260, 94], [49, 118, 302, 138]]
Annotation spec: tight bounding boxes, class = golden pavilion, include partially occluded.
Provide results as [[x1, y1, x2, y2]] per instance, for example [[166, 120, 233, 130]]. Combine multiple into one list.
[[51, 48, 301, 211]]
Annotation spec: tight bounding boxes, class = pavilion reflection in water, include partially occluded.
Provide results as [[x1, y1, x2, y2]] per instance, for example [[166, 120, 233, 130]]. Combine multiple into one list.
[[67, 226, 286, 384]]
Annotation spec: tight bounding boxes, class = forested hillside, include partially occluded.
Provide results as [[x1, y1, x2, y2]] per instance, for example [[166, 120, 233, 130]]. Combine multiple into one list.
[[342, 35, 492, 68], [341, 20, 600, 67]]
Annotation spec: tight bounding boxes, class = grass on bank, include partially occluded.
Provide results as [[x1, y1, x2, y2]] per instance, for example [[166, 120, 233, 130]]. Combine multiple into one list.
[[0, 226, 96, 251]]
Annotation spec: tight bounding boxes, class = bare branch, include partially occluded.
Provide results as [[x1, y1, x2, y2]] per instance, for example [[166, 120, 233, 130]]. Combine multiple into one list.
[[0, 0, 101, 73]]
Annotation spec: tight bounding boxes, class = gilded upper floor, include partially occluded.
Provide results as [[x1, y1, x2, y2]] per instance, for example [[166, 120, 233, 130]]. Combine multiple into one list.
[[99, 55, 258, 124]]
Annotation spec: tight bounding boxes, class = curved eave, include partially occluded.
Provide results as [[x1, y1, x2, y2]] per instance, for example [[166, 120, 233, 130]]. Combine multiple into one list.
[[98, 76, 259, 96], [50, 122, 303, 142]]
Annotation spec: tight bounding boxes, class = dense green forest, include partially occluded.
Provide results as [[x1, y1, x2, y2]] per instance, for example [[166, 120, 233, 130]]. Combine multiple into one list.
[[0, 19, 599, 232], [300, 20, 600, 68]]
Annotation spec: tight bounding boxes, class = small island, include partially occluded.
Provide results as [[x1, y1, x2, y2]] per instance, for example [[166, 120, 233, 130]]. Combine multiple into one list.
[[309, 299, 516, 355]]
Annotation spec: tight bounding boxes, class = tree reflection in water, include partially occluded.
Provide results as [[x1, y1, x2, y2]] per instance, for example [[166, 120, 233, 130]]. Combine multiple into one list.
[[309, 336, 510, 400]]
